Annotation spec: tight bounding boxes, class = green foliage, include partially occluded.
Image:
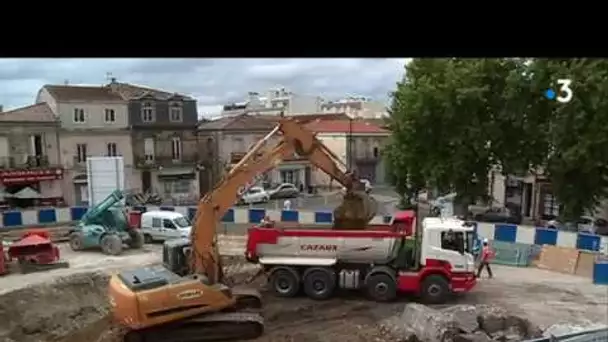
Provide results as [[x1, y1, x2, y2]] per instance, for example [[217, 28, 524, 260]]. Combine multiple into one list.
[[385, 58, 608, 220]]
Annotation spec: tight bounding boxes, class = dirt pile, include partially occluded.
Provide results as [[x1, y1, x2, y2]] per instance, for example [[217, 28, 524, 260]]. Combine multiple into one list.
[[0, 271, 112, 342], [381, 303, 543, 342], [0, 256, 261, 342]]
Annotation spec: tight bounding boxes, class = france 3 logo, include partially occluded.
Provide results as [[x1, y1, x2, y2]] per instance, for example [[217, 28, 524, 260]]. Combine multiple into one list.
[[544, 79, 573, 104]]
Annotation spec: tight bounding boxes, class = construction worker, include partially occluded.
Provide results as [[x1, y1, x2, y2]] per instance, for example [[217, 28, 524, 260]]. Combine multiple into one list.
[[476, 238, 494, 279], [260, 215, 274, 228]]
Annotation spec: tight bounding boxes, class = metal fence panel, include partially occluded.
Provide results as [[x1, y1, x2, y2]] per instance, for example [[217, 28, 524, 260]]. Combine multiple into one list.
[[490, 241, 533, 267]]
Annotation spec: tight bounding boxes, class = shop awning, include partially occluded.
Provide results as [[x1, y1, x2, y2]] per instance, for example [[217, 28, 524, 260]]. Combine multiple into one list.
[[157, 169, 196, 181], [7, 187, 42, 199], [73, 174, 87, 184]]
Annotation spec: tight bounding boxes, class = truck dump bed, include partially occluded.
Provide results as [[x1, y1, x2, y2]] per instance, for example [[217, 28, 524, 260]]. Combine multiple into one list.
[[246, 225, 413, 265]]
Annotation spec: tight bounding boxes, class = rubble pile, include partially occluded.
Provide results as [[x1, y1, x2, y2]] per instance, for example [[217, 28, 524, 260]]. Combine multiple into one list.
[[381, 303, 543, 342]]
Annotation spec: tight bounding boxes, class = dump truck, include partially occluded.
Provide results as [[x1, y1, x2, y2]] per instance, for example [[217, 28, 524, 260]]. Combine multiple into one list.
[[68, 189, 144, 255], [246, 211, 477, 304]]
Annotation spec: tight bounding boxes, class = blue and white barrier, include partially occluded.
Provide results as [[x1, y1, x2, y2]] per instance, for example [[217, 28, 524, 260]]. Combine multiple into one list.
[[1, 206, 607, 254], [0, 206, 392, 228]]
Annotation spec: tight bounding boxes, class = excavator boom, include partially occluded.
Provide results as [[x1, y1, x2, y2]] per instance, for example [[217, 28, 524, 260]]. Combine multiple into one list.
[[190, 117, 376, 283]]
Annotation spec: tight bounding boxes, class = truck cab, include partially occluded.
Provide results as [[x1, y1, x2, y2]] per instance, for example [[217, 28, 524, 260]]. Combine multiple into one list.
[[246, 215, 476, 304]]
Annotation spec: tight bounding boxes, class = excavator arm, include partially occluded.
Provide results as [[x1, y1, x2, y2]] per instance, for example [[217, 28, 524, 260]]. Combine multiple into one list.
[[189, 118, 375, 283]]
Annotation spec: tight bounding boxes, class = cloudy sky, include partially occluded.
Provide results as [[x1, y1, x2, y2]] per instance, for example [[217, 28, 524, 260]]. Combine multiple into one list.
[[0, 58, 407, 117]]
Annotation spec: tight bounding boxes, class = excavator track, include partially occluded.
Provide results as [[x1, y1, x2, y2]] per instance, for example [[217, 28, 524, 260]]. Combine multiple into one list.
[[124, 289, 264, 342]]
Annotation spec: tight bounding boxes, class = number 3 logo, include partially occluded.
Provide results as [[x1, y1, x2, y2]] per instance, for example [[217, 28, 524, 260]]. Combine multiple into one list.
[[556, 79, 573, 103]]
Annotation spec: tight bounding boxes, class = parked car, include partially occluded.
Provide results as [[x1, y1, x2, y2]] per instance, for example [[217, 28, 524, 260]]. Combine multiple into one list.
[[239, 186, 270, 204], [474, 206, 522, 225], [268, 183, 300, 199], [547, 216, 608, 235]]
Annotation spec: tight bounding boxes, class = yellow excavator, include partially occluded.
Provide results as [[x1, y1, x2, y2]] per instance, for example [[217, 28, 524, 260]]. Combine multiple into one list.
[[108, 117, 377, 342]]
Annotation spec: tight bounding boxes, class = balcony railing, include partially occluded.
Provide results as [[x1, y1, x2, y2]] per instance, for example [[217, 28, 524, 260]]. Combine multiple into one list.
[[135, 154, 199, 168], [0, 155, 51, 169], [230, 151, 307, 164]]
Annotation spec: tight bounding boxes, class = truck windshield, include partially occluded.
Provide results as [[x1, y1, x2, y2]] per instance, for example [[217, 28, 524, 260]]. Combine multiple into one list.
[[174, 217, 191, 228]]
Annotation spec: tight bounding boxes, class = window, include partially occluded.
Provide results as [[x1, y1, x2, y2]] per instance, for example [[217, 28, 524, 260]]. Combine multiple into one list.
[[76, 144, 87, 163], [73, 108, 85, 122], [373, 147, 379, 158], [441, 230, 465, 253], [106, 143, 118, 157], [171, 136, 182, 161], [152, 218, 161, 228], [141, 102, 155, 122], [144, 138, 155, 161], [232, 137, 245, 152], [163, 219, 176, 229], [169, 102, 183, 122], [163, 179, 191, 195], [104, 108, 115, 122]]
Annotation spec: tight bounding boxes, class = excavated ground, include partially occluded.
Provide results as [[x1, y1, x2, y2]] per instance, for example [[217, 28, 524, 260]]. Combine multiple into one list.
[[0, 244, 606, 342]]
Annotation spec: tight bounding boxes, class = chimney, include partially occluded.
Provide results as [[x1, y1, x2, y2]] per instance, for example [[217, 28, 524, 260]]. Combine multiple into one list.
[[0, 105, 3, 112], [109, 77, 119, 92]]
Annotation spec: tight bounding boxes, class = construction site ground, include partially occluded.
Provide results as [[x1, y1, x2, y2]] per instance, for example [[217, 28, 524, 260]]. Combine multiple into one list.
[[1, 237, 607, 342]]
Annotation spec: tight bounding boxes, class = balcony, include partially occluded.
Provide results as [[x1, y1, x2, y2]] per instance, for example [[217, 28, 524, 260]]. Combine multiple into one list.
[[0, 155, 52, 169], [230, 151, 306, 164], [135, 154, 199, 169], [354, 151, 381, 163]]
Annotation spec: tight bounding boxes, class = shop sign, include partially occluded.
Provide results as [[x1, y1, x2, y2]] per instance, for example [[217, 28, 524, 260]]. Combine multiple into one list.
[[0, 168, 64, 184]]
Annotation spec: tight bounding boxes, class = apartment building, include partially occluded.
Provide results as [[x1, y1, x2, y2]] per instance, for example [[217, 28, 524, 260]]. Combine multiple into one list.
[[0, 103, 64, 206], [305, 119, 389, 187], [221, 87, 323, 117], [321, 97, 388, 119], [36, 85, 135, 205], [109, 81, 201, 205], [198, 114, 312, 192]]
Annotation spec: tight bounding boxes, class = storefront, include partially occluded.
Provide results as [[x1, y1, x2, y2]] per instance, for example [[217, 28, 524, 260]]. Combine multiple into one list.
[[156, 167, 199, 205], [0, 168, 65, 207]]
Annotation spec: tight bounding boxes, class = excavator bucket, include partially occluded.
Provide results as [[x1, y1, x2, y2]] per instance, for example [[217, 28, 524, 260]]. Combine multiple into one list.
[[332, 182, 378, 230]]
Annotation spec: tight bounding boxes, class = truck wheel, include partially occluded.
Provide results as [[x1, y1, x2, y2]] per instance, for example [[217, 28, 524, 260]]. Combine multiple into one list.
[[268, 268, 300, 297], [366, 273, 397, 302], [421, 274, 450, 304], [101, 234, 123, 256], [69, 232, 85, 251], [144, 234, 153, 244], [303, 267, 336, 300], [128, 230, 144, 249]]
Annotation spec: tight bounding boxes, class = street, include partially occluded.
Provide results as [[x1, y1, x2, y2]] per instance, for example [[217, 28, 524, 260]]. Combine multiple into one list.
[[235, 187, 400, 215]]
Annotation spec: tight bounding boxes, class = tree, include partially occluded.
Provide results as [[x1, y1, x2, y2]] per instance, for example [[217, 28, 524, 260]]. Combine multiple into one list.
[[529, 59, 608, 220], [385, 58, 543, 213], [386, 57, 608, 221]]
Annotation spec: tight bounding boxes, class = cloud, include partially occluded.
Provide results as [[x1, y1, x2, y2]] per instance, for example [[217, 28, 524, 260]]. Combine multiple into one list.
[[0, 58, 407, 117]]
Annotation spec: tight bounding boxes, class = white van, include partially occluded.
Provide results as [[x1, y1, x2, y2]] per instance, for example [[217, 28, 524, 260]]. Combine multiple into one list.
[[140, 210, 193, 243]]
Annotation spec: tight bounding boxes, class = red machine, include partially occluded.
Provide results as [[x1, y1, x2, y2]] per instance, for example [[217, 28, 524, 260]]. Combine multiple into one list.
[[246, 213, 477, 304], [6, 229, 69, 274]]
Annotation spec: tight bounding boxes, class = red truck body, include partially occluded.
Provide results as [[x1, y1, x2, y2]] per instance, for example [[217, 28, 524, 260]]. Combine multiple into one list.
[[245, 211, 476, 303]]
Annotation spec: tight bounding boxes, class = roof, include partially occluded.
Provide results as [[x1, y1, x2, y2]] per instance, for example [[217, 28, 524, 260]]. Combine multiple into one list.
[[0, 103, 57, 123], [42, 85, 124, 102], [142, 211, 185, 219], [109, 82, 194, 101], [42, 81, 194, 102], [422, 217, 475, 232], [305, 119, 389, 134], [198, 114, 276, 131]]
